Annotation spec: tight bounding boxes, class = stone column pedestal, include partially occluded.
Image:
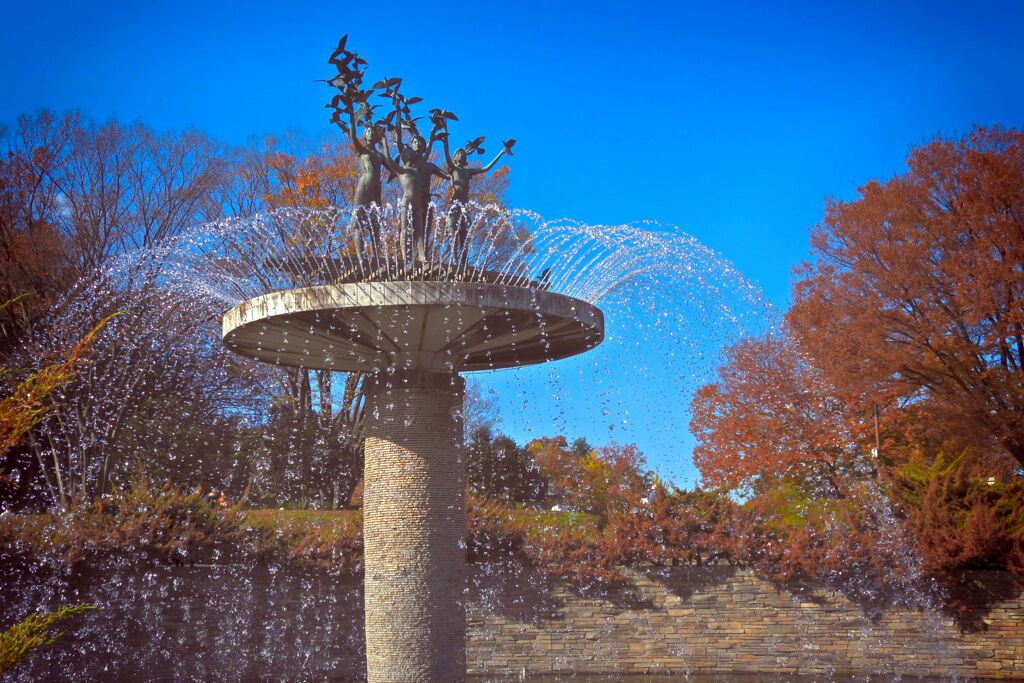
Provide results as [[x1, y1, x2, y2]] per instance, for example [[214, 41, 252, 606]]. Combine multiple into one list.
[[362, 370, 466, 683], [221, 281, 603, 681]]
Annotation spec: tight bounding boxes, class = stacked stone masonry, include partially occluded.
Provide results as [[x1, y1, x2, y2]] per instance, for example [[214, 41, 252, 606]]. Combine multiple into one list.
[[3, 558, 1019, 679], [363, 371, 466, 683], [466, 566, 1024, 679]]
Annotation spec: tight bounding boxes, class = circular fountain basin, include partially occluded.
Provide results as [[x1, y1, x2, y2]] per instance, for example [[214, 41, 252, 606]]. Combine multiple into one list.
[[221, 281, 603, 372]]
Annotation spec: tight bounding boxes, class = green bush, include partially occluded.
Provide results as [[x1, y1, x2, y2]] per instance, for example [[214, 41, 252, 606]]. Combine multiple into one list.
[[0, 604, 96, 674]]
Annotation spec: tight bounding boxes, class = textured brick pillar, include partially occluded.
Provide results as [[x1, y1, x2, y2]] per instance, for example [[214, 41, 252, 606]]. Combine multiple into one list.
[[362, 370, 466, 683]]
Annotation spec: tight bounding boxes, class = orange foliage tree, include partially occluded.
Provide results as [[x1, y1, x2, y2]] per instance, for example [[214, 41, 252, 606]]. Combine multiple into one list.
[[527, 436, 587, 505], [527, 436, 649, 514], [578, 442, 650, 515], [689, 127, 1024, 584], [891, 449, 1024, 574], [690, 333, 857, 492], [788, 126, 1024, 466]]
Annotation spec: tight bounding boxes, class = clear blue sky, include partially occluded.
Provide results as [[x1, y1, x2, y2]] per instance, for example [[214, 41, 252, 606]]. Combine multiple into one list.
[[3, 0, 1023, 484]]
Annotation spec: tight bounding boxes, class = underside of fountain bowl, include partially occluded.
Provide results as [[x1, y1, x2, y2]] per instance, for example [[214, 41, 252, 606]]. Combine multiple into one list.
[[221, 280, 604, 373]]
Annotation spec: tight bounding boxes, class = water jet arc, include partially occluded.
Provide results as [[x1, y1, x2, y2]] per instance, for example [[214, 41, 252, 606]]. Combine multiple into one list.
[[222, 279, 603, 682]]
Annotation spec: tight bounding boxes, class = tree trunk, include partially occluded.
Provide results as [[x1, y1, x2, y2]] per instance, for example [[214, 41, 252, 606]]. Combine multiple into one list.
[[1004, 438, 1024, 470]]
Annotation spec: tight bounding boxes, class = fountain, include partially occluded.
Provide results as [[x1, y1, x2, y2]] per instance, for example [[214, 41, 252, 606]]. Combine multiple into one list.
[[1, 96, 988, 683], [222, 281, 602, 681], [0, 36, 790, 683], [2, 196, 778, 683], [218, 37, 607, 682], [2, 34, 1014, 683]]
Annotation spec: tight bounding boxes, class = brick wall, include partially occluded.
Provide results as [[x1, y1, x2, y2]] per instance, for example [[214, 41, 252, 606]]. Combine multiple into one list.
[[467, 565, 1024, 679]]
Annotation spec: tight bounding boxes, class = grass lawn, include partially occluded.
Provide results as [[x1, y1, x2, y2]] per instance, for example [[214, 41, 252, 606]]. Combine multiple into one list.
[[2, 507, 600, 551], [241, 507, 599, 541], [508, 509, 600, 539], [242, 509, 362, 541]]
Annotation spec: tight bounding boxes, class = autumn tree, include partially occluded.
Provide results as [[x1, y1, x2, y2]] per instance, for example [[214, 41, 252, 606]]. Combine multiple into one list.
[[891, 448, 1024, 574], [465, 426, 546, 504], [528, 436, 592, 506], [788, 126, 1024, 467], [2, 108, 519, 509], [690, 332, 860, 493], [0, 111, 262, 508], [575, 442, 650, 515], [527, 436, 649, 515], [0, 111, 229, 292], [690, 127, 1024, 584]]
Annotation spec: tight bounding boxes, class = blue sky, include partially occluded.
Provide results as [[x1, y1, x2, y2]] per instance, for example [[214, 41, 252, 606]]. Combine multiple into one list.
[[3, 0, 1023, 484]]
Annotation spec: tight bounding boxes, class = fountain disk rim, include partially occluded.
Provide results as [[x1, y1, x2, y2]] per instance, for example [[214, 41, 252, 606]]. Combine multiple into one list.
[[221, 280, 604, 372]]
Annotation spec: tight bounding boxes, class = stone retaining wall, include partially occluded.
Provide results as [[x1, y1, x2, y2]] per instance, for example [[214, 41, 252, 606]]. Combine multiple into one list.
[[2, 561, 1020, 680], [467, 566, 1024, 679]]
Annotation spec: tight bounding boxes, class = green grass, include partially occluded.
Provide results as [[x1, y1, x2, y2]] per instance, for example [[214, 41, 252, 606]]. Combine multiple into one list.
[[516, 509, 599, 538], [242, 509, 362, 540], [4, 507, 595, 552], [243, 507, 598, 540]]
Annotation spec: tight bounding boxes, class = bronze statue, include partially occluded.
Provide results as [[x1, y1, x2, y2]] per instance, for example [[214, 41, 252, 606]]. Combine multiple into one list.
[[324, 36, 383, 258], [321, 35, 514, 266], [441, 134, 516, 254], [343, 121, 387, 257], [443, 137, 514, 205], [382, 133, 446, 263], [352, 125, 385, 209]]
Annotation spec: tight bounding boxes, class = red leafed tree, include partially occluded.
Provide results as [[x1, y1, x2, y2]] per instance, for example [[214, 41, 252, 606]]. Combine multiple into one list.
[[573, 442, 649, 515], [527, 436, 587, 505], [788, 126, 1024, 466], [690, 333, 856, 491], [528, 436, 649, 514]]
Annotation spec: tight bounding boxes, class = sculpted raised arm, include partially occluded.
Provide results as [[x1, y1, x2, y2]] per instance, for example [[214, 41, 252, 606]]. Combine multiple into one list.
[[379, 131, 400, 174], [428, 162, 449, 180], [441, 133, 454, 168], [394, 106, 406, 154], [348, 108, 366, 152], [424, 123, 442, 160], [478, 147, 507, 174]]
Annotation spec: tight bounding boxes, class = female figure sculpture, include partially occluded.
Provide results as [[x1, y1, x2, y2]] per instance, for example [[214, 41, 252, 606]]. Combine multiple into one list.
[[442, 137, 514, 255], [348, 123, 387, 257], [353, 124, 385, 210], [321, 36, 514, 270], [382, 134, 446, 263]]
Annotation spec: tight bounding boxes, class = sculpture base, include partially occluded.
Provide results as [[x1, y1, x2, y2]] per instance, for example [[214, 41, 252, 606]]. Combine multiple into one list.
[[362, 370, 466, 683]]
